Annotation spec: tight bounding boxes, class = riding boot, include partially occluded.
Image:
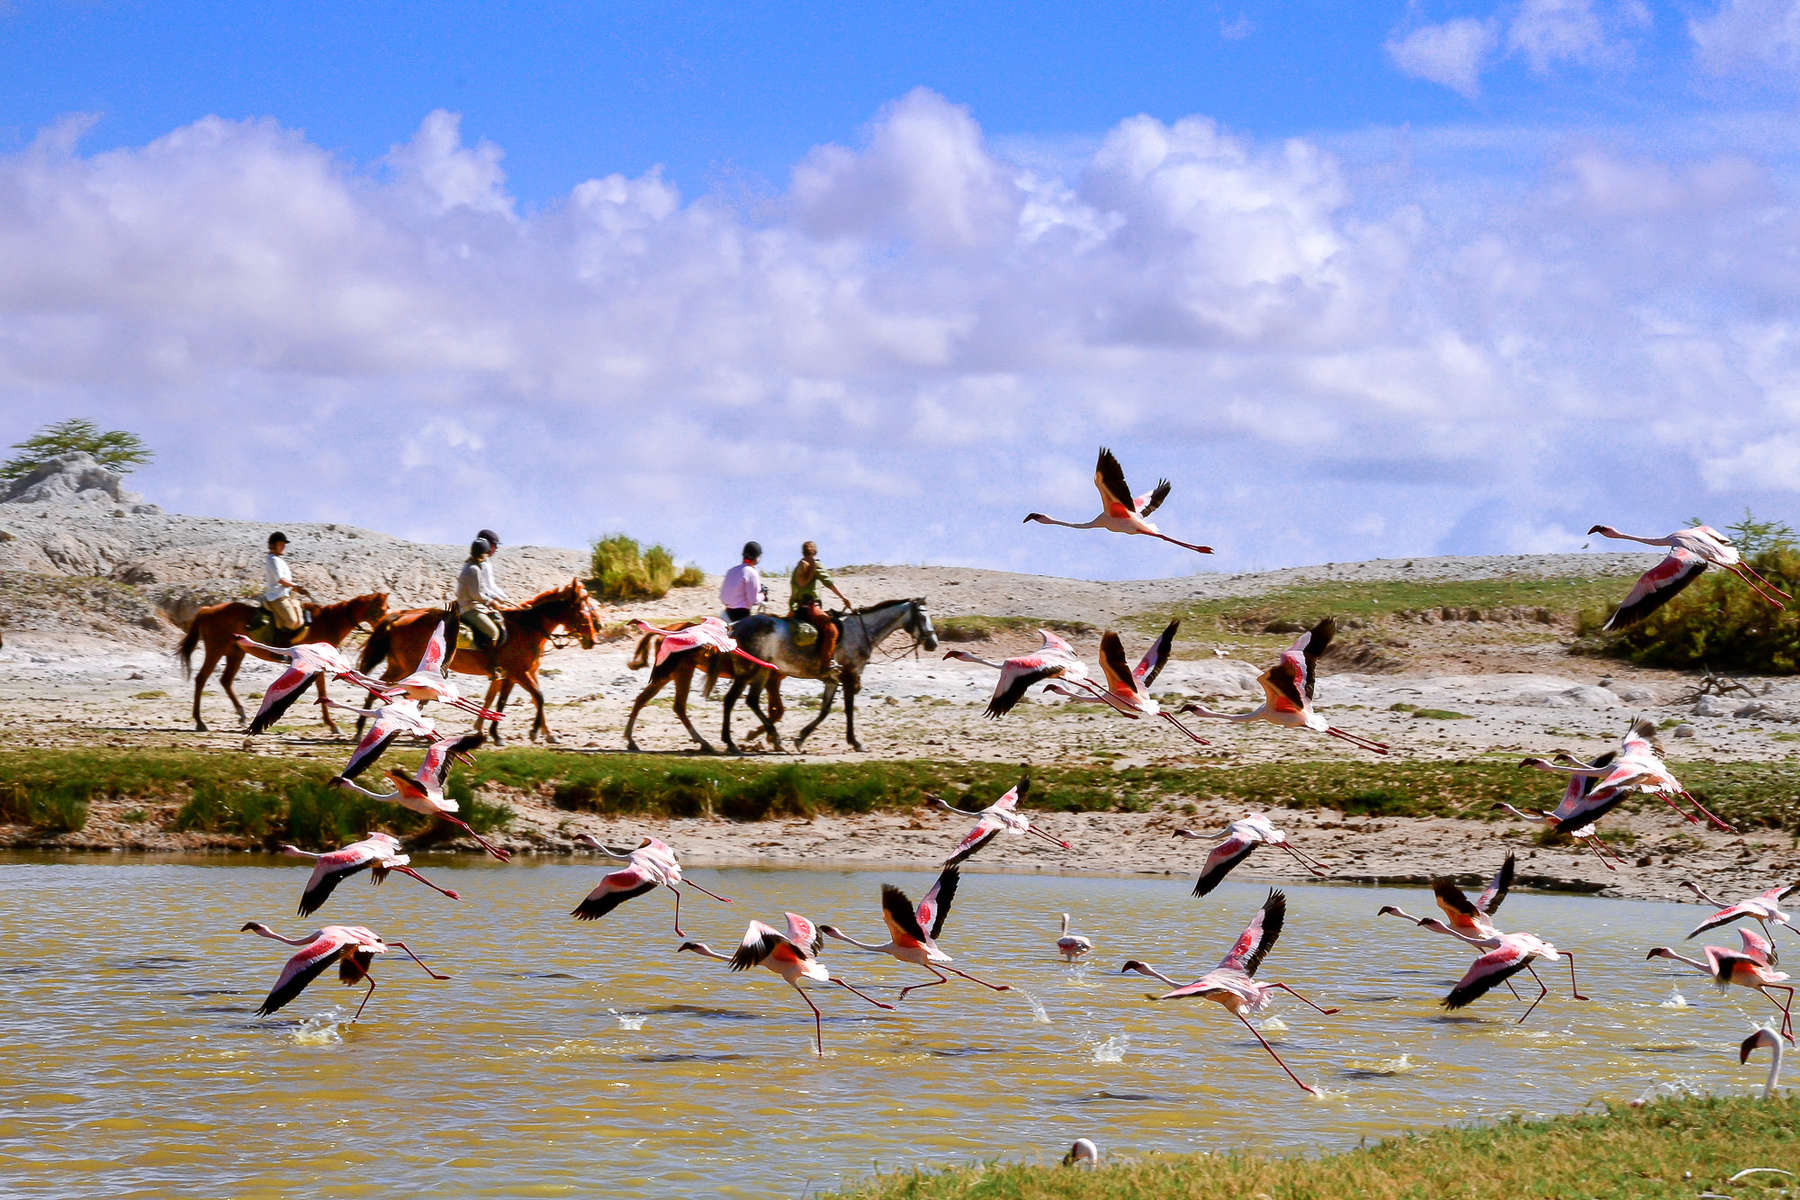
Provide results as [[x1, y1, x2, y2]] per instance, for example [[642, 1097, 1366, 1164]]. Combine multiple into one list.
[[817, 623, 840, 682]]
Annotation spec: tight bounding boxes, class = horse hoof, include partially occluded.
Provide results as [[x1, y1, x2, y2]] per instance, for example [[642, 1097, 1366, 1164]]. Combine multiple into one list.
[[626, 741, 641, 753]]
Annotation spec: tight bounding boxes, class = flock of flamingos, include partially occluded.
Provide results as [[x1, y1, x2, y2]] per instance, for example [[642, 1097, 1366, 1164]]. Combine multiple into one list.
[[225, 448, 1793, 1129]]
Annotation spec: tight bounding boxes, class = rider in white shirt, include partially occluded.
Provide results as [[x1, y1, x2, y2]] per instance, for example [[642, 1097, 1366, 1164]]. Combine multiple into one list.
[[261, 531, 310, 633], [720, 541, 762, 622]]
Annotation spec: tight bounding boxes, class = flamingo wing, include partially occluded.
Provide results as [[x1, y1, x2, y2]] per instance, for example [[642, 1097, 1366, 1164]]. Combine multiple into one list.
[[339, 718, 400, 781], [1094, 447, 1136, 518], [1687, 902, 1758, 940], [880, 884, 931, 950], [1097, 632, 1135, 697], [297, 842, 381, 917], [1475, 853, 1516, 916], [1739, 927, 1777, 967], [784, 912, 822, 956], [917, 866, 959, 940], [1431, 878, 1481, 922], [1218, 888, 1286, 976], [1135, 620, 1180, 689], [1257, 661, 1307, 714], [419, 731, 485, 791], [247, 666, 319, 735], [1037, 628, 1076, 655], [1192, 833, 1257, 898], [255, 931, 351, 1016], [990, 775, 1029, 812], [571, 865, 659, 921], [1443, 939, 1534, 1010], [1602, 548, 1707, 631], [944, 815, 1003, 867], [1296, 618, 1334, 701], [985, 660, 1065, 718], [417, 613, 451, 677], [1136, 479, 1172, 519], [728, 921, 793, 971]]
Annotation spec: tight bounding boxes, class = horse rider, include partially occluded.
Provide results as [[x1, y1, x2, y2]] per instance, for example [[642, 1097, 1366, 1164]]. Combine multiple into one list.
[[789, 540, 851, 677], [721, 541, 763, 623], [261, 531, 311, 642], [456, 535, 511, 667]]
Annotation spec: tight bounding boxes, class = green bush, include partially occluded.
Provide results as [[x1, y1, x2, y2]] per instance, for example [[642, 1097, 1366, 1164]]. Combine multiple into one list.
[[589, 534, 703, 600], [1, 417, 153, 481], [1580, 548, 1800, 673], [0, 782, 92, 832]]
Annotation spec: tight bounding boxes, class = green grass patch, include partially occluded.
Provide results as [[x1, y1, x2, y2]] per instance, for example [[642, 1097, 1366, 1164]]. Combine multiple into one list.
[[936, 615, 1097, 643], [827, 1093, 1800, 1200], [1387, 703, 1472, 720], [130, 690, 167, 700]]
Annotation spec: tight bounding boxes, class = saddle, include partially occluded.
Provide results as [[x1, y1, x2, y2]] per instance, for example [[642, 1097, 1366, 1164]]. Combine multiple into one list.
[[789, 611, 840, 648], [456, 612, 508, 652], [246, 608, 309, 648]]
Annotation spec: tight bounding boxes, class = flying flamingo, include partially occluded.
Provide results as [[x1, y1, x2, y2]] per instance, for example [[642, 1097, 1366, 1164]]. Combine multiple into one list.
[[235, 637, 373, 736], [676, 912, 896, 1056], [1179, 618, 1389, 755], [281, 831, 461, 917], [1174, 815, 1328, 897], [569, 833, 730, 935], [962, 630, 1093, 718], [1376, 854, 1515, 939], [928, 773, 1074, 865], [1023, 447, 1214, 556], [629, 617, 780, 670], [324, 697, 444, 782], [1119, 888, 1338, 1094], [819, 867, 1012, 1000], [1648, 931, 1795, 1042], [1588, 523, 1789, 629], [332, 731, 511, 861], [1057, 913, 1093, 962], [1521, 720, 1733, 831], [354, 613, 504, 722], [1044, 622, 1211, 747], [241, 921, 448, 1022], [1498, 750, 1628, 869], [1742, 1024, 1785, 1097], [1422, 921, 1588, 1024], [1681, 880, 1798, 951]]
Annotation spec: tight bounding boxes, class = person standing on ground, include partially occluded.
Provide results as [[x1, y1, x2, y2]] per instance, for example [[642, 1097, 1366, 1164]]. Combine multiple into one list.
[[789, 540, 851, 676], [262, 531, 310, 636], [721, 541, 763, 622]]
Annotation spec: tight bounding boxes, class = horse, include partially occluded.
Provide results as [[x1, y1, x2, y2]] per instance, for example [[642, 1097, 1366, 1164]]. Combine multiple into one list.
[[357, 578, 599, 746], [175, 593, 389, 732], [624, 598, 935, 754]]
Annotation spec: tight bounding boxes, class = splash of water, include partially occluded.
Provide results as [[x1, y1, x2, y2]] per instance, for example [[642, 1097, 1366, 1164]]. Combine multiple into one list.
[[1260, 1015, 1289, 1033], [1658, 986, 1687, 1009], [288, 1015, 343, 1046], [1345, 1053, 1415, 1075], [608, 1008, 648, 1030], [1017, 988, 1051, 1025], [1090, 1036, 1128, 1064]]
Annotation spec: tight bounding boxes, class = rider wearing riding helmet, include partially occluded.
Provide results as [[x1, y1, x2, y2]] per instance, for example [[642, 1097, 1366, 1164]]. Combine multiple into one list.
[[720, 541, 763, 623], [456, 533, 511, 657]]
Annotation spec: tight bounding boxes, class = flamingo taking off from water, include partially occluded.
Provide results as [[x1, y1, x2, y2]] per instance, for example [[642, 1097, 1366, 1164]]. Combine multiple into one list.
[[677, 912, 895, 1056], [569, 834, 731, 936], [1742, 1024, 1786, 1097], [1057, 913, 1093, 962], [235, 637, 372, 735], [281, 831, 461, 917], [241, 921, 448, 1022], [1119, 888, 1338, 1094], [1681, 880, 1798, 951], [1179, 618, 1389, 755], [354, 613, 504, 721], [819, 867, 1011, 1000], [332, 731, 511, 861], [1174, 815, 1328, 898], [1588, 523, 1790, 629], [629, 617, 780, 671], [928, 773, 1074, 865], [1045, 622, 1210, 747], [1648, 932, 1795, 1042], [1430, 924, 1588, 1024], [1023, 447, 1213, 556], [1376, 854, 1515, 939]]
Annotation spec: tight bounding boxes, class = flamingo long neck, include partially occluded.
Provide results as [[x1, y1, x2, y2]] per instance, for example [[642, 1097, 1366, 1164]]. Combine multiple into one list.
[[933, 801, 985, 818], [1681, 881, 1723, 907], [1123, 962, 1179, 987], [334, 778, 400, 801], [1598, 527, 1672, 548], [244, 924, 317, 947], [677, 942, 730, 962], [1766, 1041, 1785, 1098], [1186, 704, 1265, 722], [1653, 948, 1712, 973], [823, 929, 892, 955], [1034, 514, 1104, 530]]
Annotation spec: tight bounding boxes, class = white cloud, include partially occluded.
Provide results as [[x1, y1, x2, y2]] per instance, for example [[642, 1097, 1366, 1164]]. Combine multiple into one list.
[[1691, 0, 1800, 81], [1507, 0, 1611, 72], [1221, 14, 1255, 40], [1385, 18, 1500, 99]]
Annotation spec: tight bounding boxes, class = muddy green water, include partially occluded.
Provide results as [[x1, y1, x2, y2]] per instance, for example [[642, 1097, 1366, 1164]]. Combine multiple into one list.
[[0, 855, 1777, 1198]]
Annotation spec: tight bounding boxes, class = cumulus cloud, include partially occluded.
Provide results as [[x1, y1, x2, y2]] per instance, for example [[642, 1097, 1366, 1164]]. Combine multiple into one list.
[[1, 92, 1798, 582], [1690, 0, 1800, 81], [1386, 18, 1499, 98], [1388, 2, 1646, 96]]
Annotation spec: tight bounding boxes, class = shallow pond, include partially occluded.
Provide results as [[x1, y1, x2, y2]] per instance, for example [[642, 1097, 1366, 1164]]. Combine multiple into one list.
[[0, 855, 1778, 1198]]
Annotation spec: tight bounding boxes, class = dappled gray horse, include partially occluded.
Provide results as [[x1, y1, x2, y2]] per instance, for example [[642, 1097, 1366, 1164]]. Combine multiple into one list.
[[724, 597, 936, 753]]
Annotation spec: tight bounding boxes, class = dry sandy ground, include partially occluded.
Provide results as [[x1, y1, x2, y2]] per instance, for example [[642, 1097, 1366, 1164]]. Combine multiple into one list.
[[1, 485, 1795, 905]]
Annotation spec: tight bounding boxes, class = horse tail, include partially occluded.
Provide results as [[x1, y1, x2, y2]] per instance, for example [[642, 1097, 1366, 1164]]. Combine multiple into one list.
[[629, 631, 662, 671], [175, 617, 202, 679], [359, 617, 394, 675]]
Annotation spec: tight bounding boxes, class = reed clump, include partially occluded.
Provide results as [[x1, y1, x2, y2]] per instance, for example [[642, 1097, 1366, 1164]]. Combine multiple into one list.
[[589, 534, 706, 601]]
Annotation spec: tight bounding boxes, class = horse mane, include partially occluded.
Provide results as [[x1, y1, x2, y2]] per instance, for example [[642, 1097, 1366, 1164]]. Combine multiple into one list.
[[513, 581, 579, 609], [853, 597, 925, 614]]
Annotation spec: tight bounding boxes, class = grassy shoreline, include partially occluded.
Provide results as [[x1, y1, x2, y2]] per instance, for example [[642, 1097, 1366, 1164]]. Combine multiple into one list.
[[0, 747, 1796, 846], [825, 1093, 1799, 1199]]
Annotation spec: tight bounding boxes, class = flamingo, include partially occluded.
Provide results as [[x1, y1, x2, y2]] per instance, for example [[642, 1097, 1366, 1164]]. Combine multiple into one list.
[[676, 912, 895, 1056], [324, 698, 443, 782], [332, 731, 511, 861], [1498, 749, 1628, 869], [1057, 913, 1093, 962], [355, 613, 504, 722], [1062, 1138, 1101, 1168], [629, 617, 780, 670], [1043, 622, 1211, 747], [928, 773, 1074, 865], [1742, 1024, 1785, 1097], [569, 833, 731, 936], [1023, 447, 1214, 556], [818, 867, 1011, 1000], [234, 637, 373, 735], [1174, 815, 1328, 898], [1521, 720, 1733, 832], [241, 921, 448, 1022], [1681, 880, 1798, 951], [1648, 932, 1795, 1041], [1423, 921, 1588, 1024], [966, 630, 1093, 718], [281, 831, 461, 917], [1179, 618, 1389, 755], [1376, 854, 1515, 939], [1119, 888, 1338, 1094], [1588, 523, 1789, 628]]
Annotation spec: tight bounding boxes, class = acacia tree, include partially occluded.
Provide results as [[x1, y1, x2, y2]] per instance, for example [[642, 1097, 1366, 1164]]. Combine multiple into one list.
[[0, 418, 154, 481]]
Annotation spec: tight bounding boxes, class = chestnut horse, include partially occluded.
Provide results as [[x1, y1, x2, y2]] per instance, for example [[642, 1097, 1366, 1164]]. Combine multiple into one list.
[[357, 578, 599, 746], [176, 593, 390, 732]]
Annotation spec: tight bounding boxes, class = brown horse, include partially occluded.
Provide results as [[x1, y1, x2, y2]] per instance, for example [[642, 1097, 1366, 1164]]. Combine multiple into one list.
[[624, 625, 786, 754], [176, 593, 390, 732], [357, 578, 599, 746]]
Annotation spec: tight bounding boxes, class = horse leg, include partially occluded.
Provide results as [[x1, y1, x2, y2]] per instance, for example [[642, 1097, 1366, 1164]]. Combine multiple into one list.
[[192, 645, 221, 731], [842, 674, 861, 752], [314, 673, 340, 736], [515, 675, 553, 744], [218, 647, 248, 728], [487, 681, 512, 748], [721, 675, 750, 755], [796, 680, 838, 750], [743, 671, 784, 752], [623, 671, 667, 753]]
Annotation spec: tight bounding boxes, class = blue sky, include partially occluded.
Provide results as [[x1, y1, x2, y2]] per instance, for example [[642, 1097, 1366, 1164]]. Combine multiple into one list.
[[3, 2, 1800, 580]]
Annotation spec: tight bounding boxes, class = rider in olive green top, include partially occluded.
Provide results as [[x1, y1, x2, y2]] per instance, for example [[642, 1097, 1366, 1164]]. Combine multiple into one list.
[[789, 540, 851, 676]]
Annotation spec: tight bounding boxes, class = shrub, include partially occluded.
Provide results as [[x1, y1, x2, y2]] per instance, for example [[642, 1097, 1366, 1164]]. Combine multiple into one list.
[[1580, 548, 1800, 673], [1, 417, 154, 481], [589, 534, 703, 600]]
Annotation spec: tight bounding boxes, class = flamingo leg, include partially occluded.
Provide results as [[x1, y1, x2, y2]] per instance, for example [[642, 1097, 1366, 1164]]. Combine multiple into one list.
[[682, 878, 733, 904], [1564, 952, 1588, 1001], [897, 966, 951, 1002], [1733, 559, 1793, 600], [1158, 711, 1212, 747], [1026, 824, 1074, 851], [666, 884, 684, 938], [943, 964, 1011, 993], [351, 972, 378, 1022], [1516, 964, 1550, 1024], [1727, 564, 1788, 609], [386, 941, 451, 980], [1573, 832, 1623, 871], [443, 815, 511, 862], [1326, 726, 1390, 755], [1270, 982, 1340, 1015], [831, 977, 897, 1011], [1150, 531, 1214, 556], [1763, 985, 1796, 1043], [389, 865, 461, 902], [1276, 842, 1328, 877], [1648, 789, 1703, 825], [792, 980, 826, 1057], [1235, 1010, 1317, 1095], [1674, 790, 1735, 833]]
